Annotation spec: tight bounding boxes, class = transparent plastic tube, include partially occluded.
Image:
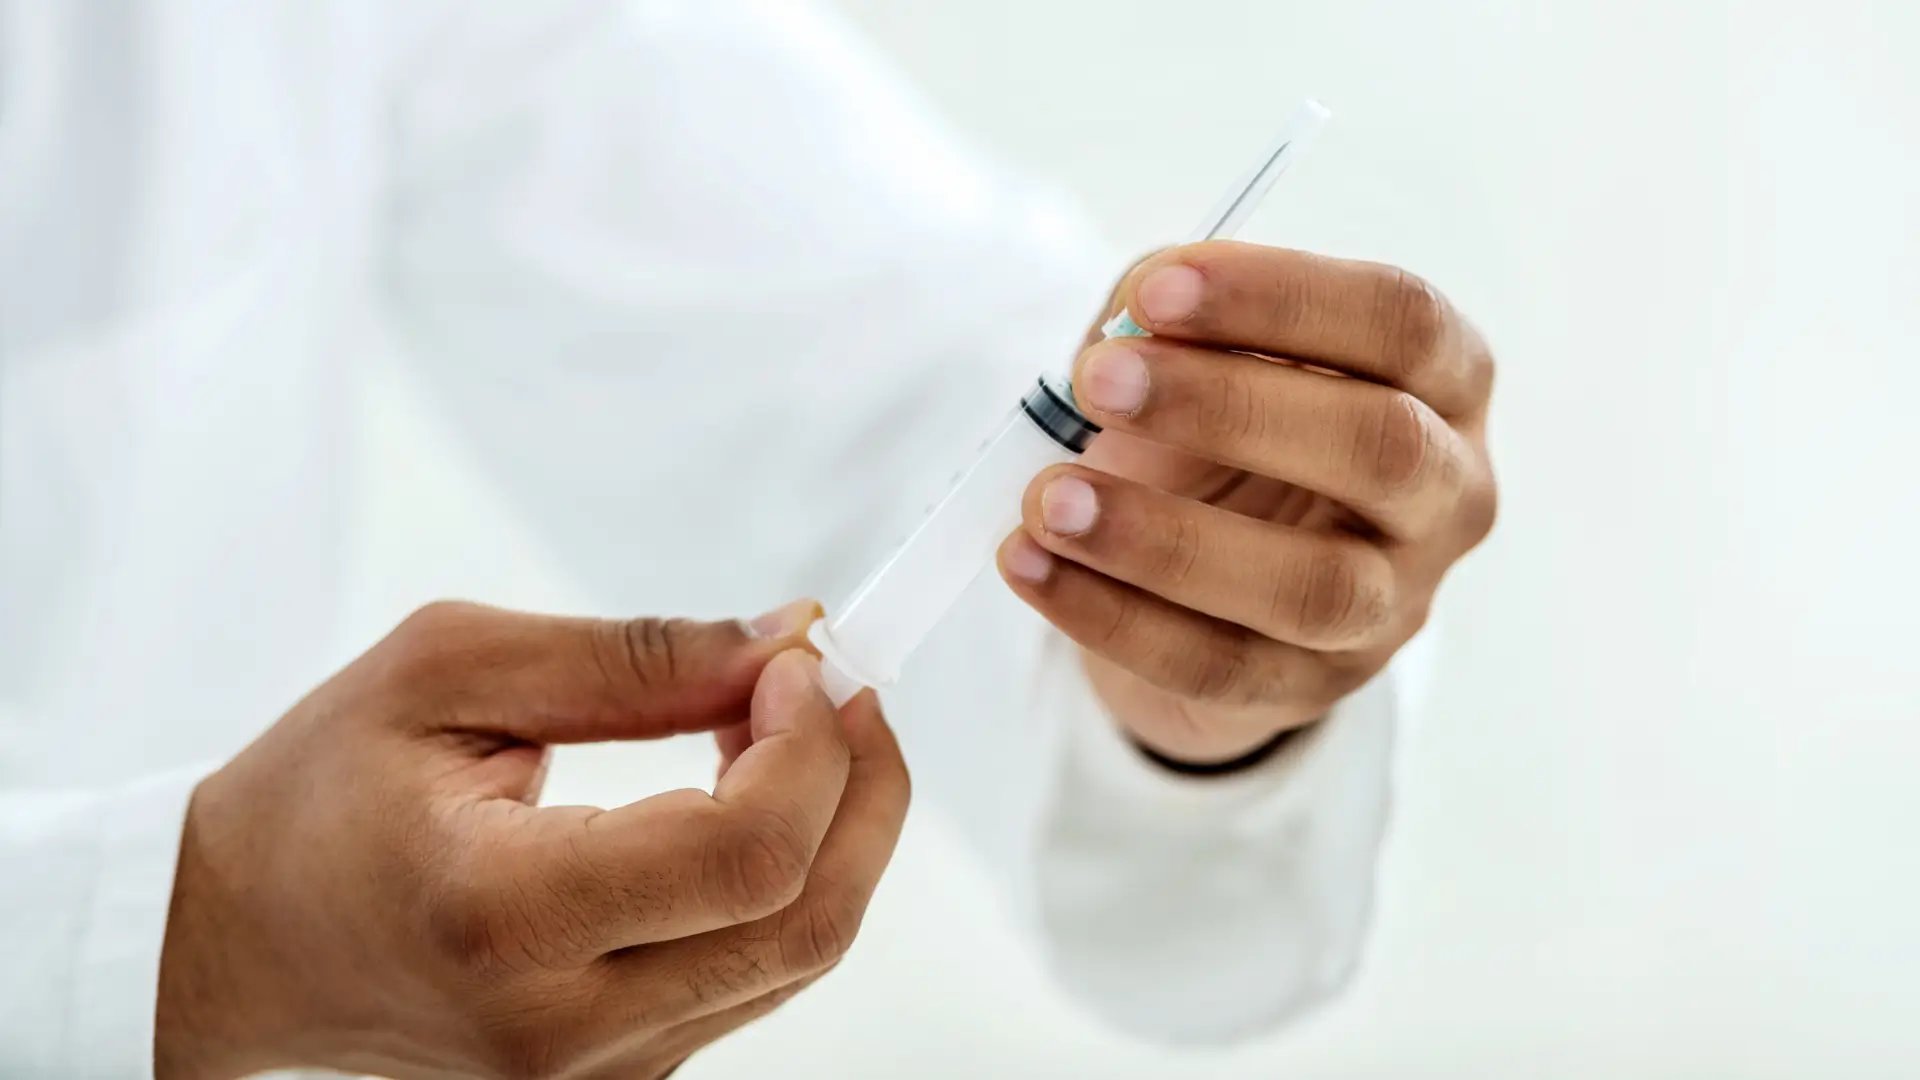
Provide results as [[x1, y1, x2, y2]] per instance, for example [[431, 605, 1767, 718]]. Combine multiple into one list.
[[811, 98, 1332, 706], [812, 397, 1078, 704]]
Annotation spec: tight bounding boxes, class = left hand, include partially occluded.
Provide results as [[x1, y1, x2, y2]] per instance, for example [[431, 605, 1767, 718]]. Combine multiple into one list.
[[997, 241, 1497, 765]]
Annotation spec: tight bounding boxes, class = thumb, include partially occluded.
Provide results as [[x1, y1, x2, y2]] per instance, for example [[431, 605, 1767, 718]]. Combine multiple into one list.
[[391, 598, 822, 744]]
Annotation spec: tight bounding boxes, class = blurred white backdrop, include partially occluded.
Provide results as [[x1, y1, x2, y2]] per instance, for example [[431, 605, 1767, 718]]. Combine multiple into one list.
[[334, 1, 1920, 1076]]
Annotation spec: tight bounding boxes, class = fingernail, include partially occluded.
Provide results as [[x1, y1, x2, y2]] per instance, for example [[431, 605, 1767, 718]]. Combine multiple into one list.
[[1136, 265, 1206, 325], [1079, 345, 1149, 416], [1003, 533, 1055, 584], [1041, 476, 1098, 536], [746, 599, 822, 640]]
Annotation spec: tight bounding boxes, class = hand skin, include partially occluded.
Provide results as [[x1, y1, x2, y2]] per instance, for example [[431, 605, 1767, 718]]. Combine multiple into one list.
[[155, 600, 909, 1080], [999, 241, 1498, 765]]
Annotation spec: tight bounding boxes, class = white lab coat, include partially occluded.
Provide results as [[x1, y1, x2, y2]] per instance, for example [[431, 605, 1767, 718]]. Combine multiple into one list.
[[0, 1, 1414, 1075]]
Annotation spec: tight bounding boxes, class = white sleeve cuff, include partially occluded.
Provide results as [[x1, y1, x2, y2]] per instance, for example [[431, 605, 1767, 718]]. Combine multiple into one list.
[[1048, 633, 1392, 833], [1025, 630, 1402, 1043], [72, 765, 211, 1079]]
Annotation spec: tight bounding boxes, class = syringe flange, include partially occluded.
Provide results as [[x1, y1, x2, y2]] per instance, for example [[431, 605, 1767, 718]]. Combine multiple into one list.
[[1019, 377, 1101, 454], [809, 620, 888, 708]]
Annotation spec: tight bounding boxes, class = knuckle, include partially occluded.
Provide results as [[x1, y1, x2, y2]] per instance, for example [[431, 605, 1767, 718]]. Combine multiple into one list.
[[751, 969, 824, 1016], [1292, 548, 1395, 646], [1458, 472, 1500, 546], [609, 616, 686, 689], [781, 891, 863, 974], [1165, 637, 1250, 701], [1360, 393, 1441, 503], [1093, 594, 1145, 653], [1258, 257, 1316, 340], [1402, 595, 1437, 638], [1193, 366, 1268, 453], [396, 599, 473, 639], [1463, 339, 1498, 405], [707, 809, 811, 920], [690, 937, 778, 1007], [1378, 266, 1449, 383], [1292, 551, 1361, 640], [1145, 509, 1204, 585], [382, 601, 476, 679]]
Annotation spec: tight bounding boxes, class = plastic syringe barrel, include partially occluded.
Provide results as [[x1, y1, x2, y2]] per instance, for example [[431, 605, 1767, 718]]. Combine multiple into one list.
[[811, 379, 1089, 706]]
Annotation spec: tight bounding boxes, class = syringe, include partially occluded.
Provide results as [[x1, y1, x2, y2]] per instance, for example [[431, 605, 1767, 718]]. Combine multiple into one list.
[[810, 98, 1333, 706]]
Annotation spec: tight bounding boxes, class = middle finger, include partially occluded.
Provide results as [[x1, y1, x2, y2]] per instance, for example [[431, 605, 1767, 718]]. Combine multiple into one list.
[[1072, 336, 1470, 537]]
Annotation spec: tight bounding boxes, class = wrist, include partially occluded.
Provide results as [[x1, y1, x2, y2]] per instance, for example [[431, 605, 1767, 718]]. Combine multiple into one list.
[[155, 776, 291, 1080], [1083, 648, 1328, 769]]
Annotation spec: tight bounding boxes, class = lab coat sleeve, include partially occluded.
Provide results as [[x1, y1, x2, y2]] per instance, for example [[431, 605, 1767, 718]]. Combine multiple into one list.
[[0, 765, 210, 1079], [374, 0, 1411, 1043], [1021, 630, 1431, 1042]]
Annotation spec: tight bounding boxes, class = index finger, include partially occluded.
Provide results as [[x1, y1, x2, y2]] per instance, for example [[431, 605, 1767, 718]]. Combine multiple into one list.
[[469, 650, 853, 961], [1115, 241, 1492, 416], [379, 599, 820, 744]]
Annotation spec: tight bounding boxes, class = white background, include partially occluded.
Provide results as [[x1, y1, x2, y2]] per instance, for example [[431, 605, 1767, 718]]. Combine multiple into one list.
[[339, 2, 1920, 1076]]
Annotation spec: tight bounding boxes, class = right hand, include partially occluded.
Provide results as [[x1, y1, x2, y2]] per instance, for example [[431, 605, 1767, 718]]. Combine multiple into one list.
[[155, 600, 909, 1080]]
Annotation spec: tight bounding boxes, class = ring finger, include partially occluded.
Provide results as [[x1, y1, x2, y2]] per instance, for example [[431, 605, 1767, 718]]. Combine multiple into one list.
[[1017, 464, 1397, 652], [997, 527, 1331, 710]]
